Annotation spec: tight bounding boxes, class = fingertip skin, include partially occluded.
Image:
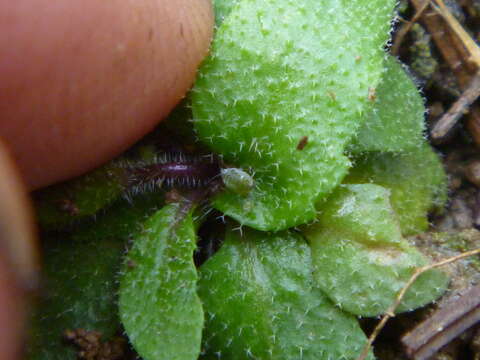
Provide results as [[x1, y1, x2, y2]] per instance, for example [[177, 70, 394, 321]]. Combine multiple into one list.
[[0, 140, 38, 360], [0, 0, 214, 189], [0, 256, 23, 360]]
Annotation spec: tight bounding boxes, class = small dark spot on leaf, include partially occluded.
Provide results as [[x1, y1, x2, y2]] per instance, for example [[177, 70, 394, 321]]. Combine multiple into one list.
[[297, 136, 309, 150], [327, 91, 336, 101], [368, 87, 377, 102]]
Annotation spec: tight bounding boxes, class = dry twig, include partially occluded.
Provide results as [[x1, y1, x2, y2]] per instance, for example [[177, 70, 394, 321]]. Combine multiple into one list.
[[356, 248, 480, 360], [391, 1, 430, 56], [431, 0, 480, 68], [410, 0, 474, 78], [431, 72, 480, 141], [402, 284, 480, 360], [409, 0, 480, 143]]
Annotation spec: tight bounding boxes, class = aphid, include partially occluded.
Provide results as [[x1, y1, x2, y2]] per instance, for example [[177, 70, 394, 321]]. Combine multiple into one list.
[[221, 167, 254, 196], [297, 136, 309, 151]]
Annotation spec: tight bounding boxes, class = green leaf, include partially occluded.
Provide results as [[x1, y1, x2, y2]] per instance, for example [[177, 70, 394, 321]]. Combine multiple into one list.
[[345, 143, 448, 236], [304, 184, 449, 317], [26, 236, 124, 360], [33, 163, 126, 229], [26, 194, 164, 360], [192, 0, 396, 231], [119, 203, 203, 360], [70, 192, 165, 243], [198, 226, 374, 360], [349, 56, 426, 153], [213, 0, 241, 26]]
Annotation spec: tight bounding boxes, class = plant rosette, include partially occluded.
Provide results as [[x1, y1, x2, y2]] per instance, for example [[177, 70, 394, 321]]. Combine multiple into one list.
[[30, 1, 451, 359]]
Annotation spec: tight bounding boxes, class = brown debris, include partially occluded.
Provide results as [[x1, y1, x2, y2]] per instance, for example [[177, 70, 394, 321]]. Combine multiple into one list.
[[474, 192, 480, 229], [431, 73, 480, 142], [368, 87, 377, 102], [450, 195, 474, 229], [414, 229, 480, 296], [165, 188, 183, 204], [467, 113, 480, 145], [56, 198, 80, 216], [465, 160, 480, 188], [296, 136, 309, 150], [410, 0, 480, 145], [401, 285, 480, 360], [401, 230, 480, 359], [428, 102, 445, 120], [64, 329, 128, 360], [471, 326, 480, 360], [431, 0, 480, 68], [391, 1, 431, 56]]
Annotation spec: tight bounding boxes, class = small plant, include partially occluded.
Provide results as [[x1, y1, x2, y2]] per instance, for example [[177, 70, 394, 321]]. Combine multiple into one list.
[[29, 0, 451, 359]]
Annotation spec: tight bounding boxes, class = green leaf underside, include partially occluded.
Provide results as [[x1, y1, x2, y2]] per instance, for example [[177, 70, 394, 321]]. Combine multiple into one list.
[[192, 0, 396, 231], [119, 203, 203, 360], [350, 56, 426, 153], [198, 226, 374, 360], [26, 236, 124, 360], [305, 184, 448, 317], [345, 143, 448, 236]]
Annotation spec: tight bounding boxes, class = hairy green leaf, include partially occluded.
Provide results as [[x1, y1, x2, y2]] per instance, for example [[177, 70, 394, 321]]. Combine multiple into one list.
[[26, 236, 123, 360], [350, 56, 426, 153], [192, 0, 396, 231], [198, 226, 373, 360], [304, 184, 449, 317], [213, 0, 240, 26], [345, 143, 448, 236], [119, 203, 203, 360], [33, 163, 125, 229]]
